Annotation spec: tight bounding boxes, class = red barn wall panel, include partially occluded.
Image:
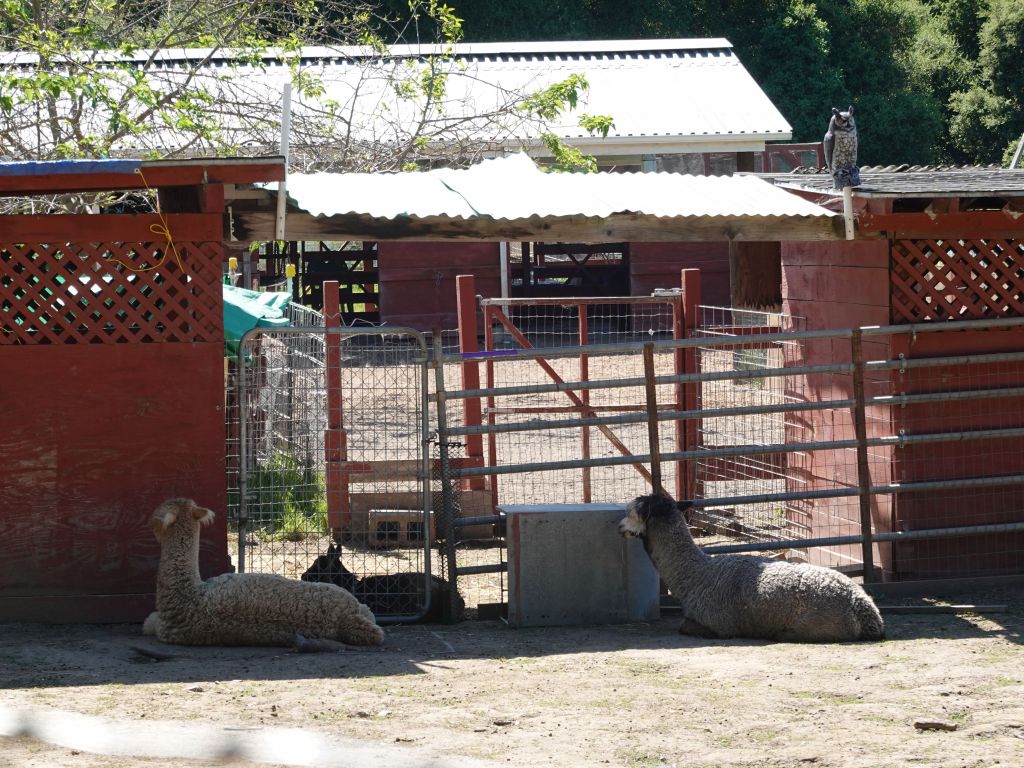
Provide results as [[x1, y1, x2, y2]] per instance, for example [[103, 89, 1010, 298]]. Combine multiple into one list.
[[0, 213, 231, 622], [890, 328, 1024, 578], [629, 242, 730, 306], [780, 240, 894, 573], [377, 241, 500, 331]]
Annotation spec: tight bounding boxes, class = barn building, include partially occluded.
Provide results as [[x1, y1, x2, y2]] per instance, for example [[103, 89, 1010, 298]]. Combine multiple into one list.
[[760, 166, 1024, 581], [213, 37, 812, 326]]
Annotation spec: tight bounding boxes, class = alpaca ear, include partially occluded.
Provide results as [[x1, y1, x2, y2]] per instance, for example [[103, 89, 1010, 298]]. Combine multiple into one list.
[[152, 510, 176, 538], [191, 503, 215, 525]]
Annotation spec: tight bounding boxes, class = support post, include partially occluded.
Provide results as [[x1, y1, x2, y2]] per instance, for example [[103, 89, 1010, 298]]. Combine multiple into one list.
[[579, 301, 592, 502], [323, 280, 348, 534], [851, 328, 876, 582], [456, 274, 485, 491], [274, 82, 292, 243], [843, 186, 855, 240], [643, 342, 662, 494], [681, 269, 701, 501]]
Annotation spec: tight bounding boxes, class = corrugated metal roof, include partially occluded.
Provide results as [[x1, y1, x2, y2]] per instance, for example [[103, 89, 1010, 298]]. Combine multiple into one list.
[[1, 39, 790, 156], [283, 153, 835, 220]]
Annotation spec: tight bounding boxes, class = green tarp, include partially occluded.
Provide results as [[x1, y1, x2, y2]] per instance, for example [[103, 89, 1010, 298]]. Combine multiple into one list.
[[223, 284, 291, 357]]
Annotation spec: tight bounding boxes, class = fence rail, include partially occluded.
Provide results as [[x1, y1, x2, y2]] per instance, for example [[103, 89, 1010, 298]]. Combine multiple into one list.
[[434, 310, 1024, 583], [231, 304, 1024, 606]]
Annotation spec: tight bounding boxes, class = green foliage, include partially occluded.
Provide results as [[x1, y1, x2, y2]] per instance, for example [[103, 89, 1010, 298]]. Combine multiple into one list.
[[518, 73, 589, 121], [518, 74, 613, 170], [249, 450, 328, 542], [446, 0, 1022, 165], [947, 0, 1024, 163], [540, 132, 597, 173]]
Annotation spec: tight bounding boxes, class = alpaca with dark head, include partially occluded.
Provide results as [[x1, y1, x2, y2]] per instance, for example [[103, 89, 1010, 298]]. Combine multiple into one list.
[[619, 493, 884, 642]]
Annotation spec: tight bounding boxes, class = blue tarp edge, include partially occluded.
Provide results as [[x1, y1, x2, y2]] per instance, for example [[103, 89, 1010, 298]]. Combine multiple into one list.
[[0, 159, 142, 176]]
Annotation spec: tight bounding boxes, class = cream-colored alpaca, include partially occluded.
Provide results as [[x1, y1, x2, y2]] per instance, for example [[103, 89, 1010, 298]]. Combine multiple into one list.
[[144, 498, 384, 647]]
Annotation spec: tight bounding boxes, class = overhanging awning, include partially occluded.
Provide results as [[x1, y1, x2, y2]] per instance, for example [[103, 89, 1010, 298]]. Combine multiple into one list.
[[232, 154, 843, 243]]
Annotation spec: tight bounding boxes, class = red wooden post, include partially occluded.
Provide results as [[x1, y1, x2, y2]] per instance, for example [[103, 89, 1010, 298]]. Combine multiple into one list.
[[681, 269, 702, 501], [578, 301, 592, 502], [456, 274, 485, 491], [323, 280, 349, 532], [483, 303, 500, 513]]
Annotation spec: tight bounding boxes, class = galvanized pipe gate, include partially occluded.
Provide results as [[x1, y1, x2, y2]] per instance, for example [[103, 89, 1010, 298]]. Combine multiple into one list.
[[231, 306, 1024, 619]]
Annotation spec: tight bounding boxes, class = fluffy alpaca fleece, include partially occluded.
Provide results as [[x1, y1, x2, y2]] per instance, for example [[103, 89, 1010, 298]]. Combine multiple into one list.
[[144, 498, 384, 647], [619, 493, 885, 642]]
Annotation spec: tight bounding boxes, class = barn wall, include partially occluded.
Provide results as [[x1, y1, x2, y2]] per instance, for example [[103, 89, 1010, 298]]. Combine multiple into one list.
[[629, 242, 730, 307], [780, 239, 894, 575], [377, 241, 501, 331], [890, 328, 1024, 579], [0, 214, 233, 622]]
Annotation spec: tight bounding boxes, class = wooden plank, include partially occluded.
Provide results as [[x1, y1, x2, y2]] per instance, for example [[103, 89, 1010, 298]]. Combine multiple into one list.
[[0, 161, 284, 195], [0, 344, 231, 601], [0, 213, 222, 242], [235, 210, 846, 243], [859, 210, 1024, 239], [0, 593, 157, 624]]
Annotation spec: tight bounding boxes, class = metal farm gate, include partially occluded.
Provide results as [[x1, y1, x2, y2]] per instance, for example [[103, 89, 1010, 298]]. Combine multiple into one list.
[[436, 311, 1024, 588], [230, 291, 1024, 621], [231, 323, 449, 622]]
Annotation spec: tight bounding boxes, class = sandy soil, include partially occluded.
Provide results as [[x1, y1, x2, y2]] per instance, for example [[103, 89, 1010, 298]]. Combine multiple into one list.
[[2, 587, 1023, 768]]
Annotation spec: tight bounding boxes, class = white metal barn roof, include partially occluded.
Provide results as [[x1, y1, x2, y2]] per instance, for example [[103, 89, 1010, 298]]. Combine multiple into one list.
[[1, 39, 792, 160], [283, 153, 826, 219], [236, 154, 840, 242]]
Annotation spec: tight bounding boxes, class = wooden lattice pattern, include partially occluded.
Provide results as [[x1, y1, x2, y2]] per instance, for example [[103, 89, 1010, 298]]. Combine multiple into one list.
[[1, 241, 223, 344], [891, 238, 1024, 323]]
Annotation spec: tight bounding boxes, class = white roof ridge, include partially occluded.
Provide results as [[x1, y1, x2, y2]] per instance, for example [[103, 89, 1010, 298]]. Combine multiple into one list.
[[1, 39, 734, 65]]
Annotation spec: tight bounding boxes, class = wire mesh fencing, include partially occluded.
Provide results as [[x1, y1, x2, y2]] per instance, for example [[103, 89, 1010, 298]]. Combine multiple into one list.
[[233, 326, 457, 622], [229, 301, 1024, 617]]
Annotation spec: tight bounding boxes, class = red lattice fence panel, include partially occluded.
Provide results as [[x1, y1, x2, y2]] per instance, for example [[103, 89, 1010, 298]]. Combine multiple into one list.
[[891, 238, 1024, 323], [2, 240, 223, 345]]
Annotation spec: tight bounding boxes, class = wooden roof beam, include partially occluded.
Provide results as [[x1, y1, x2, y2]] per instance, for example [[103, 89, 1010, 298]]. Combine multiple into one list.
[[232, 210, 845, 243]]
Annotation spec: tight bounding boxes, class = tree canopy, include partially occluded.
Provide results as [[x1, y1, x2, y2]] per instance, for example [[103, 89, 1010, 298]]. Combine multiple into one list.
[[428, 0, 1024, 166]]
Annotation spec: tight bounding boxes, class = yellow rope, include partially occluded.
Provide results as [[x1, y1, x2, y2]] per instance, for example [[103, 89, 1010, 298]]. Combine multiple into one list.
[[101, 168, 187, 274]]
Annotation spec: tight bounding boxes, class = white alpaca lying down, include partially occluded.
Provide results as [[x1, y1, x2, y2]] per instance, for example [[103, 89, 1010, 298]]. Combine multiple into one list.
[[144, 498, 384, 647], [618, 493, 885, 643]]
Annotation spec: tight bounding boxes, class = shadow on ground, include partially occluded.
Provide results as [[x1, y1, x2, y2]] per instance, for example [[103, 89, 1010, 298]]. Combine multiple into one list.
[[1, 585, 1021, 690]]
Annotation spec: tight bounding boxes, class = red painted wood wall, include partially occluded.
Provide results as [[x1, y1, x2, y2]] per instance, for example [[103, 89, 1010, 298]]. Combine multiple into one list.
[[780, 239, 895, 575], [375, 241, 729, 332], [890, 329, 1024, 578], [630, 242, 730, 307], [0, 213, 233, 622], [376, 241, 500, 331]]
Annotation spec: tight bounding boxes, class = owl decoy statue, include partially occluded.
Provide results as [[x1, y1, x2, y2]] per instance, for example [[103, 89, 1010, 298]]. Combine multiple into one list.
[[823, 106, 860, 190]]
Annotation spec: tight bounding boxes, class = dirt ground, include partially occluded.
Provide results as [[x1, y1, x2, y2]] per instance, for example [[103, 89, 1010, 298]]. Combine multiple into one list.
[[2, 586, 1023, 768]]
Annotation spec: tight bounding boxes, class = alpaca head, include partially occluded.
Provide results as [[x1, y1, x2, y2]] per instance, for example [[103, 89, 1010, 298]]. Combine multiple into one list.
[[300, 542, 358, 592], [151, 498, 215, 543], [618, 493, 692, 538]]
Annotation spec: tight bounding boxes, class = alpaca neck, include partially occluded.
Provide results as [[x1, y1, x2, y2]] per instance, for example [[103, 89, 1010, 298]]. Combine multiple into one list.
[[644, 512, 708, 572], [156, 525, 203, 604]]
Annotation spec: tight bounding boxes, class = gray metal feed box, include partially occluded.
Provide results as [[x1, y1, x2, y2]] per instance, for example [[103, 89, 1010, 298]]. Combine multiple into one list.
[[502, 503, 660, 627]]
